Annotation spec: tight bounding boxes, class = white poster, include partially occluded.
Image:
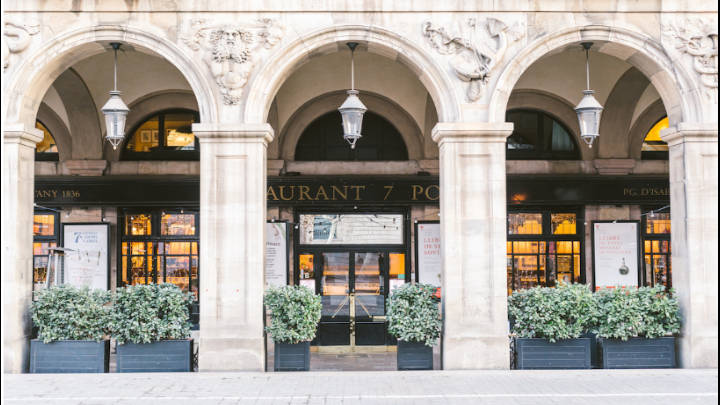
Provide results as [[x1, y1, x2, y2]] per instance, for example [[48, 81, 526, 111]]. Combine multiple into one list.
[[593, 222, 639, 289], [62, 223, 109, 290], [265, 222, 288, 287], [417, 222, 442, 286]]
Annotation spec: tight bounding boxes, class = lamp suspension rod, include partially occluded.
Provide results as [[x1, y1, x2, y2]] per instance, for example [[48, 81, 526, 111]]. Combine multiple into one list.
[[110, 42, 121, 92], [347, 42, 358, 91], [582, 42, 592, 91]]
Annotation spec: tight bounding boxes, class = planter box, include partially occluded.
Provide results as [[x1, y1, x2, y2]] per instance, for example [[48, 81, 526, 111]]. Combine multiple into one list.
[[30, 339, 109, 373], [274, 341, 310, 371], [116, 339, 193, 372], [397, 340, 433, 370], [601, 337, 676, 369], [515, 338, 591, 369]]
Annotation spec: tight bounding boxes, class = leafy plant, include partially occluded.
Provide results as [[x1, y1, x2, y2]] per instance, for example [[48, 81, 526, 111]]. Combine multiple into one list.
[[31, 285, 112, 343], [110, 284, 192, 344], [264, 285, 322, 344], [593, 285, 680, 340], [387, 283, 441, 347], [508, 282, 597, 342]]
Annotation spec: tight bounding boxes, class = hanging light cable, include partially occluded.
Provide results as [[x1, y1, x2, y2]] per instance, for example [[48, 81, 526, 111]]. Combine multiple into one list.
[[101, 42, 130, 150], [574, 42, 604, 148], [338, 42, 367, 149]]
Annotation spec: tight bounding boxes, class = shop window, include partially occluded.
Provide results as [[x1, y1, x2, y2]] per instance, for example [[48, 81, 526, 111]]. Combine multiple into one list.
[[33, 211, 59, 294], [641, 117, 669, 160], [295, 111, 408, 161], [642, 208, 671, 289], [506, 209, 583, 295], [123, 109, 199, 160], [505, 109, 580, 160], [120, 209, 199, 324], [35, 120, 59, 161]]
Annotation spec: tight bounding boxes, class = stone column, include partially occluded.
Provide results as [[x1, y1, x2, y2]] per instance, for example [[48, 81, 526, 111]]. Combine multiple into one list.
[[2, 124, 43, 373], [661, 123, 718, 368], [193, 123, 273, 371], [432, 122, 513, 369]]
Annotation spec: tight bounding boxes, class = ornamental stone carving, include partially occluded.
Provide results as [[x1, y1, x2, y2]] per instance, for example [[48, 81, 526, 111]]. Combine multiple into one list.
[[2, 20, 40, 70], [663, 18, 718, 102], [422, 18, 524, 102], [182, 18, 283, 105]]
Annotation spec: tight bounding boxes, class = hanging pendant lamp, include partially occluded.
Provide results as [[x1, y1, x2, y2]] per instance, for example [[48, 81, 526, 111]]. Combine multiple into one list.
[[574, 42, 604, 148], [101, 42, 130, 150], [338, 42, 367, 149]]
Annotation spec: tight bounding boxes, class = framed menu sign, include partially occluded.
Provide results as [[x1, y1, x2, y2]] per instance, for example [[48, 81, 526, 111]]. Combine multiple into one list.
[[265, 221, 289, 287], [415, 221, 441, 286], [591, 221, 641, 290], [61, 223, 110, 290]]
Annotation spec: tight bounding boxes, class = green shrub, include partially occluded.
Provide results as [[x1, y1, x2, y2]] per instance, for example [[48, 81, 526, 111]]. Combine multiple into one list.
[[110, 284, 192, 344], [508, 283, 597, 342], [593, 285, 680, 340], [264, 285, 322, 344], [31, 285, 112, 343], [386, 283, 441, 347]]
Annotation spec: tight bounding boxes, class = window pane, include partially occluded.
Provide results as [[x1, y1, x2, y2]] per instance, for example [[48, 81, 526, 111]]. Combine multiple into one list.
[[514, 255, 539, 290], [161, 213, 196, 235], [125, 214, 151, 236], [642, 117, 669, 152], [506, 110, 538, 151], [550, 120, 575, 151], [165, 256, 190, 292], [33, 242, 56, 255], [508, 213, 542, 234], [556, 241, 573, 254], [35, 121, 58, 153], [130, 256, 149, 285], [551, 213, 576, 234], [298, 253, 315, 288], [166, 242, 192, 255], [389, 253, 406, 291], [646, 213, 671, 234], [127, 115, 160, 152], [513, 241, 541, 254], [33, 214, 55, 236], [164, 113, 196, 150], [299, 214, 403, 244]]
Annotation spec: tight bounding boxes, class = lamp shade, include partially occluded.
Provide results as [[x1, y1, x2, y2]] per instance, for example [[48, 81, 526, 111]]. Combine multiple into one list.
[[101, 90, 129, 150], [575, 90, 603, 148], [338, 90, 367, 149]]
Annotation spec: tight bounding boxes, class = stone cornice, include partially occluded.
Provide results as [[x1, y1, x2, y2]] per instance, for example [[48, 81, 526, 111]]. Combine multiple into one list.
[[660, 123, 719, 146], [3, 124, 44, 147], [193, 123, 274, 144], [431, 122, 513, 144]]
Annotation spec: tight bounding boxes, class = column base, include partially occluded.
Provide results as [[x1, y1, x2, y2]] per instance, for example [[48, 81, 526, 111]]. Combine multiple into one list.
[[198, 337, 265, 371], [443, 336, 510, 369], [680, 335, 719, 368]]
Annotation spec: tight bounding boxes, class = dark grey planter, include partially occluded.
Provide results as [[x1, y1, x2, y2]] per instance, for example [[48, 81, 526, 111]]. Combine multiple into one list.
[[515, 338, 591, 369], [116, 339, 193, 372], [30, 339, 109, 373], [397, 340, 433, 370], [601, 337, 676, 369], [274, 341, 310, 371]]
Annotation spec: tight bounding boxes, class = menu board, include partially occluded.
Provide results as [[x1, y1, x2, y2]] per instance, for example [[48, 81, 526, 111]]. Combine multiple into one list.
[[592, 221, 640, 289], [416, 222, 442, 286], [62, 223, 109, 290], [265, 222, 288, 287]]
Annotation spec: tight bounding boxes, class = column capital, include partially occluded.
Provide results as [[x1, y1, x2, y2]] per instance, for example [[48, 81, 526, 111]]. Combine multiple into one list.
[[660, 123, 718, 147], [431, 122, 513, 144], [193, 123, 274, 144], [3, 123, 43, 147]]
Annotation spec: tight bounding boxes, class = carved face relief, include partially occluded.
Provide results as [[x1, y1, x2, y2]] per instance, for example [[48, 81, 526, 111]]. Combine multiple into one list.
[[663, 18, 718, 102], [3, 20, 40, 70]]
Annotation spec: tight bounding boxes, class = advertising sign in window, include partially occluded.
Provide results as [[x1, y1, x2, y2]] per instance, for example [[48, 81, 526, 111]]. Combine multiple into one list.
[[265, 222, 289, 287], [61, 223, 110, 290], [416, 221, 441, 287], [592, 221, 640, 290]]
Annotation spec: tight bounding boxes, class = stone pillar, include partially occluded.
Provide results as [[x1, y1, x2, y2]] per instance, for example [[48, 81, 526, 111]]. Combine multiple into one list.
[[661, 123, 718, 368], [193, 123, 273, 371], [2, 125, 43, 373], [432, 122, 513, 369]]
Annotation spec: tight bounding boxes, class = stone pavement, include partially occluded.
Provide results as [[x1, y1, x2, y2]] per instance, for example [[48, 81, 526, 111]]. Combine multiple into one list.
[[3, 369, 717, 405]]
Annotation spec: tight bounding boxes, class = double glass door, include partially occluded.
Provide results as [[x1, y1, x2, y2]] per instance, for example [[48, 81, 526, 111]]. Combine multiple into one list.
[[297, 250, 406, 346]]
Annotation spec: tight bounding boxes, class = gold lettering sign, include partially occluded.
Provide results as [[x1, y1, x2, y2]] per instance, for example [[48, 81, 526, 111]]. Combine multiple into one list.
[[35, 189, 80, 200]]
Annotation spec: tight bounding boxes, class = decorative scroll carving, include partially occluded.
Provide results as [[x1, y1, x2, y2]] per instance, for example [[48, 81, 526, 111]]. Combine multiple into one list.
[[3, 21, 40, 70], [663, 18, 718, 102], [422, 18, 524, 102], [182, 18, 283, 105]]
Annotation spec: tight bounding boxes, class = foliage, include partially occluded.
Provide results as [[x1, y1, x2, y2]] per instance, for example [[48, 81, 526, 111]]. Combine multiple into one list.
[[264, 285, 322, 344], [508, 283, 597, 342], [31, 285, 112, 343], [386, 283, 441, 347], [110, 284, 192, 344], [593, 285, 680, 340]]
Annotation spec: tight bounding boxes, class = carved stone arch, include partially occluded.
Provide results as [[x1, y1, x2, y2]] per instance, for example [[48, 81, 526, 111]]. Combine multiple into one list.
[[105, 90, 199, 161], [52, 67, 103, 159], [507, 89, 590, 161], [629, 99, 667, 160], [36, 102, 72, 161], [279, 91, 424, 161]]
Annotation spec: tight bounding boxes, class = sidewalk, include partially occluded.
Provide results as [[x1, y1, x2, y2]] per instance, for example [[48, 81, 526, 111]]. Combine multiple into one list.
[[3, 369, 717, 405]]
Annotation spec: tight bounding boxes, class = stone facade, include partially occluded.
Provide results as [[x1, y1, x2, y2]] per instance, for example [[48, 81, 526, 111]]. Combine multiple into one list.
[[2, 1, 717, 372]]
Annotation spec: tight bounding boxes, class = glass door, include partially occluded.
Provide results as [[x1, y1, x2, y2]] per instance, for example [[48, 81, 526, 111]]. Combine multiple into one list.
[[353, 252, 386, 345], [319, 252, 351, 345]]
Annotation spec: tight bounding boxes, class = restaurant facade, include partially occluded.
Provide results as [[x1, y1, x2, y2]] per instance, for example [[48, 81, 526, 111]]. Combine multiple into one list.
[[2, 0, 717, 372]]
